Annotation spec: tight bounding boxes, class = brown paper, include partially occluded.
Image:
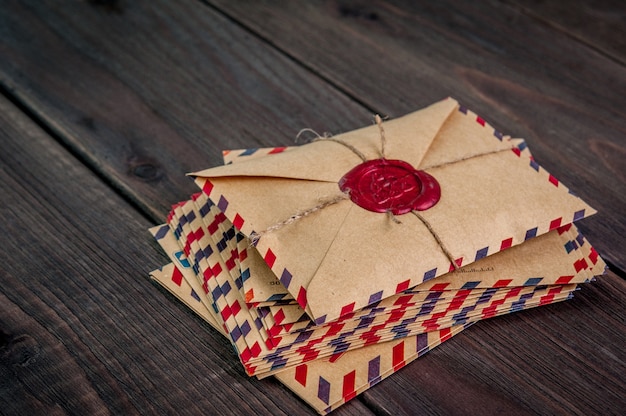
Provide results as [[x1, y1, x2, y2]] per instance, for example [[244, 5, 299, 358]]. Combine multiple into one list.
[[144, 101, 607, 414], [192, 99, 595, 323], [149, 260, 575, 415], [150, 190, 602, 376]]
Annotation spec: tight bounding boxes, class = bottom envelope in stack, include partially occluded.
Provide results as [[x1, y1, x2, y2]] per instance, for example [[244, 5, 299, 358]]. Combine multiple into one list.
[[148, 146, 605, 414]]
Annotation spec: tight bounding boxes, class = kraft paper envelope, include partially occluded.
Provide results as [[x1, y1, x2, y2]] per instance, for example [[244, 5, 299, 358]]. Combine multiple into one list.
[[228, 141, 603, 321], [152, 192, 599, 375], [192, 98, 594, 323], [146, 113, 604, 414], [259, 223, 602, 328], [241, 220, 600, 316], [157, 135, 601, 372], [149, 262, 225, 336], [226, 138, 595, 307], [148, 263, 471, 414], [149, 260, 575, 414]]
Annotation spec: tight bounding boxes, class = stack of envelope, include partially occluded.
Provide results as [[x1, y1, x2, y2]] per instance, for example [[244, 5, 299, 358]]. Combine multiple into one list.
[[148, 98, 605, 414]]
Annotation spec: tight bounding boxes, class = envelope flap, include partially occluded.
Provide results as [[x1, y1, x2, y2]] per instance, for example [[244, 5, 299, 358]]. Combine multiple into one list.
[[332, 98, 459, 165], [418, 104, 515, 169], [304, 205, 450, 321], [191, 99, 459, 183], [197, 100, 597, 323], [302, 148, 595, 321], [191, 139, 359, 183]]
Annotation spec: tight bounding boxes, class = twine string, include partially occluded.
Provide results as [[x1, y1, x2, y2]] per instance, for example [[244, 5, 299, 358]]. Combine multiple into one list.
[[411, 210, 459, 270], [375, 114, 387, 159], [298, 113, 394, 162], [249, 193, 350, 245], [387, 210, 402, 224], [421, 147, 512, 170], [295, 128, 325, 143], [312, 137, 368, 162]]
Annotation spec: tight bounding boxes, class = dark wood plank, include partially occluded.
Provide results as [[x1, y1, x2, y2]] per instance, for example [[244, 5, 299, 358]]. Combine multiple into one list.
[[0, 95, 372, 415], [504, 0, 626, 65], [1, 0, 624, 415], [207, 0, 626, 271], [0, 0, 371, 222]]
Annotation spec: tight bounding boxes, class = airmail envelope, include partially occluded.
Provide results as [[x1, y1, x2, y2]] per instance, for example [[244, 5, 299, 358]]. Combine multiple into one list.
[[149, 259, 574, 415], [191, 98, 595, 324], [152, 193, 599, 375]]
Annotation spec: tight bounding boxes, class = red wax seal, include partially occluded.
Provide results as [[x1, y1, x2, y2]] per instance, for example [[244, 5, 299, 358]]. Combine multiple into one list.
[[338, 159, 440, 214]]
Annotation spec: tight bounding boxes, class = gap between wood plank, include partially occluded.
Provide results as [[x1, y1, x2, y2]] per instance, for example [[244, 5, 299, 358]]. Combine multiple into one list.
[[0, 83, 162, 226], [605, 260, 626, 280], [197, 0, 384, 116], [501, 0, 626, 67], [0, 91, 349, 416], [1, 6, 620, 412], [0, 1, 371, 231]]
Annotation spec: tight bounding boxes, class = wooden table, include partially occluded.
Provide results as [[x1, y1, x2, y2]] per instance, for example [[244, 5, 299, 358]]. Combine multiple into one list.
[[1, 1, 624, 414]]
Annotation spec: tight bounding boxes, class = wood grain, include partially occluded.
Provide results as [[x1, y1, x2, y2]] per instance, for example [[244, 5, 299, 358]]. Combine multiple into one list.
[[207, 0, 626, 270], [0, 0, 624, 414], [0, 0, 371, 222], [505, 0, 626, 65], [0, 95, 372, 415]]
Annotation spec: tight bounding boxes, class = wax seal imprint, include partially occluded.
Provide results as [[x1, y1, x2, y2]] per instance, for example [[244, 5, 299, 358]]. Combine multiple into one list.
[[338, 159, 440, 214]]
